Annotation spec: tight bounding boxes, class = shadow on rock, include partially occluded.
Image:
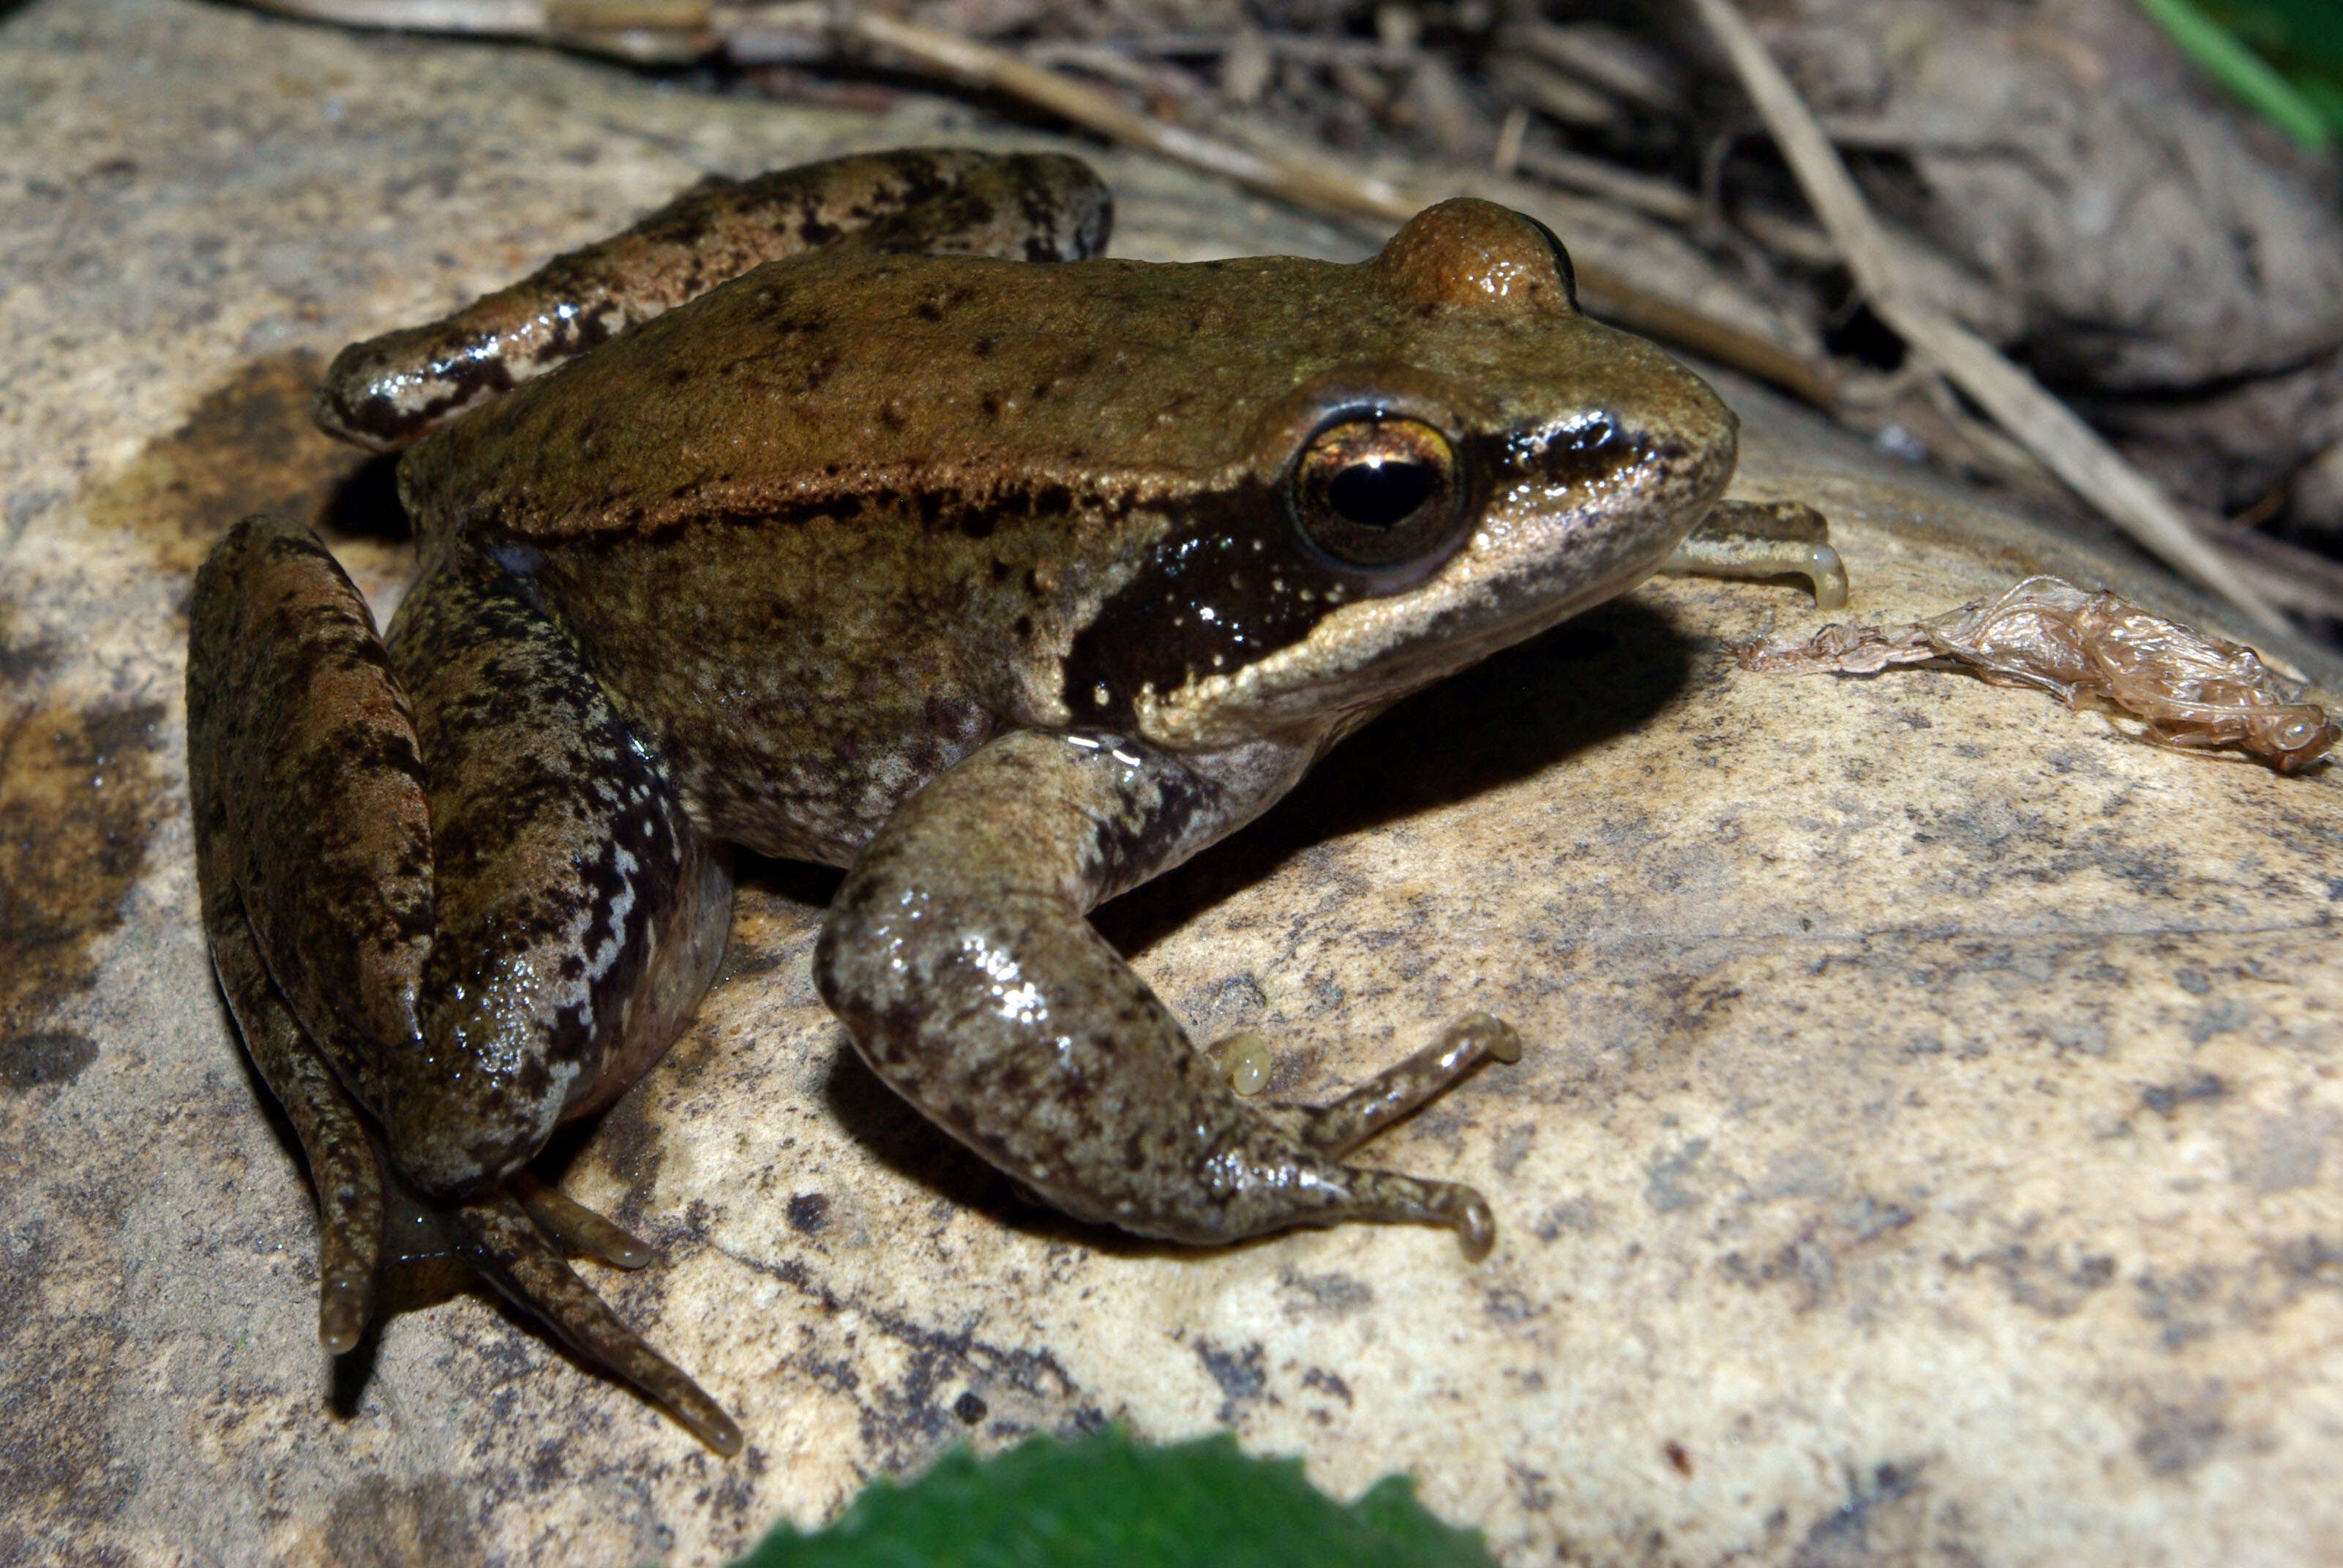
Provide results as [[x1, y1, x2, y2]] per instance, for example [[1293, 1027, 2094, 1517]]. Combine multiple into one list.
[[1096, 593, 1698, 957]]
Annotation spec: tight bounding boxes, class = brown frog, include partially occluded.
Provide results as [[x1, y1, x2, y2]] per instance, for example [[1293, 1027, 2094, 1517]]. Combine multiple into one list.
[[188, 148, 1777, 1453]]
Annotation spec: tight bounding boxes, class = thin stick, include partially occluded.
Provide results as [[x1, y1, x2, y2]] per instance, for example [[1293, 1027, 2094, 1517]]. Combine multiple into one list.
[[1684, 0, 2287, 635]]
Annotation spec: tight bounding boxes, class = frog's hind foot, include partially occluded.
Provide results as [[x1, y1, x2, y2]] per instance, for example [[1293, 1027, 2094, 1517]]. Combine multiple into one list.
[[449, 1193, 742, 1456], [194, 746, 386, 1355], [511, 1172, 654, 1269], [1265, 1013, 1523, 1262], [216, 906, 386, 1351]]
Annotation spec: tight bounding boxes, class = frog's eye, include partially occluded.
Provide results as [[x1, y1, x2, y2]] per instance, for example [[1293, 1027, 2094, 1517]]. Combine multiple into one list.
[[1289, 416, 1467, 573]]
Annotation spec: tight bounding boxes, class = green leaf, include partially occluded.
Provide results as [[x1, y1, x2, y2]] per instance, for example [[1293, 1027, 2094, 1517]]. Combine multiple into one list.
[[730, 1430, 1498, 1568], [2203, 0, 2343, 78], [2134, 0, 2337, 148]]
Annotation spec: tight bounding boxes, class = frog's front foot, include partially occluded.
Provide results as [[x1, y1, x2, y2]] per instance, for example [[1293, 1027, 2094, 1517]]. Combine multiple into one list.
[[816, 731, 1523, 1261], [1259, 1012, 1525, 1259], [1663, 498, 1848, 608]]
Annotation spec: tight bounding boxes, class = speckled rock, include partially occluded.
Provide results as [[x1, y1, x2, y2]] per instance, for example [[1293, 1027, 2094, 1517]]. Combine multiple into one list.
[[2, 1, 2339, 1564]]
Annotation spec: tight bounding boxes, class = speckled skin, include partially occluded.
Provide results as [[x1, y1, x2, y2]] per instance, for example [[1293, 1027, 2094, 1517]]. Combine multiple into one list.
[[189, 149, 1738, 1452]]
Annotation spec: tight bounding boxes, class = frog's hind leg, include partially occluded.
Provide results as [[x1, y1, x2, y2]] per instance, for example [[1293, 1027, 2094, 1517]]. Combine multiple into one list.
[[819, 729, 1523, 1264], [315, 147, 1113, 451], [189, 516, 738, 1449], [448, 1195, 743, 1457], [190, 514, 424, 1353]]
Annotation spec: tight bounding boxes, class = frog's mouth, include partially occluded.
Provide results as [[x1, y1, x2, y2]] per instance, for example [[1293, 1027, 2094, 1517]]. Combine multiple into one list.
[[1131, 405, 1733, 754]]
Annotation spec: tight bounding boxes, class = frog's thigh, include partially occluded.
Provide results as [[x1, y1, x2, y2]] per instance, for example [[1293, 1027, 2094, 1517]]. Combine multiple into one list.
[[385, 547, 733, 1196], [189, 516, 427, 1346], [188, 516, 434, 1111], [817, 730, 1504, 1258]]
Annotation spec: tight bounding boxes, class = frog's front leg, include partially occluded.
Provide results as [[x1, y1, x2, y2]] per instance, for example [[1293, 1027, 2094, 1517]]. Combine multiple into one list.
[[188, 517, 738, 1451], [815, 731, 1518, 1258]]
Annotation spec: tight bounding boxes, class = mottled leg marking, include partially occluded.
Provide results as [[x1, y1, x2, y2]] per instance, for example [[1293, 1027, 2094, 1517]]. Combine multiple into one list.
[[819, 730, 1516, 1261], [204, 887, 385, 1353], [315, 148, 1111, 450], [386, 542, 734, 1196], [190, 517, 736, 1448], [448, 1195, 741, 1457], [189, 514, 418, 1354], [512, 1173, 653, 1270]]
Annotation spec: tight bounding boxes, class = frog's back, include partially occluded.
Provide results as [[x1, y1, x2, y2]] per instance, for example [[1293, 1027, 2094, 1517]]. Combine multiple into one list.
[[409, 252, 1302, 541], [390, 252, 1379, 863], [396, 244, 1641, 545]]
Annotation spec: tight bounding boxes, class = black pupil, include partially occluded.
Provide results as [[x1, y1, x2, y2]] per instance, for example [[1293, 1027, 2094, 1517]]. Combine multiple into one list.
[[1327, 459, 1437, 529]]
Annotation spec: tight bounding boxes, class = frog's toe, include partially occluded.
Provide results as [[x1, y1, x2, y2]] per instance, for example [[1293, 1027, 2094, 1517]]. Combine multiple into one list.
[[315, 1184, 383, 1355], [449, 1192, 740, 1455], [1316, 1168, 1499, 1262], [1279, 1012, 1523, 1158], [512, 1172, 655, 1269], [192, 872, 389, 1354], [303, 1103, 388, 1354]]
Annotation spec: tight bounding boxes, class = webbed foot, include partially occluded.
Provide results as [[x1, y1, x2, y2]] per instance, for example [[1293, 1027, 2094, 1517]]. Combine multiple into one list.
[[451, 1193, 741, 1456]]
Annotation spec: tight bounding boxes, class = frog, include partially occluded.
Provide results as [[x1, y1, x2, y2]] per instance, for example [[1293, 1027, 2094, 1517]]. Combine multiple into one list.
[[188, 147, 1792, 1456]]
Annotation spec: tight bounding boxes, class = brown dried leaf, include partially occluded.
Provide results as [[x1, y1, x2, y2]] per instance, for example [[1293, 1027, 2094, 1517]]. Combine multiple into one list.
[[1734, 576, 2339, 773]]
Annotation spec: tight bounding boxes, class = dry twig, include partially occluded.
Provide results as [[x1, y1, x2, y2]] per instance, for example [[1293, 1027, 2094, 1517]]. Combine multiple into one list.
[[1684, 0, 2287, 635]]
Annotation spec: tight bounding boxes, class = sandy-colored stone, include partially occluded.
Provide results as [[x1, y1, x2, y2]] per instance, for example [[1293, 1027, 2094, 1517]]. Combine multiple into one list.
[[2, 1, 2339, 1564]]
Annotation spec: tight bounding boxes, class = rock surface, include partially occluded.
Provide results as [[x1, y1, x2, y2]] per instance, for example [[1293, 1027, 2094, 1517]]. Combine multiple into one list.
[[2, 1, 2339, 1564]]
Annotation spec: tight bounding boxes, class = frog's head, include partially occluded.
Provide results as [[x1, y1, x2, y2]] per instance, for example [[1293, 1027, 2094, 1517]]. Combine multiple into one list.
[[1065, 198, 1736, 752]]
